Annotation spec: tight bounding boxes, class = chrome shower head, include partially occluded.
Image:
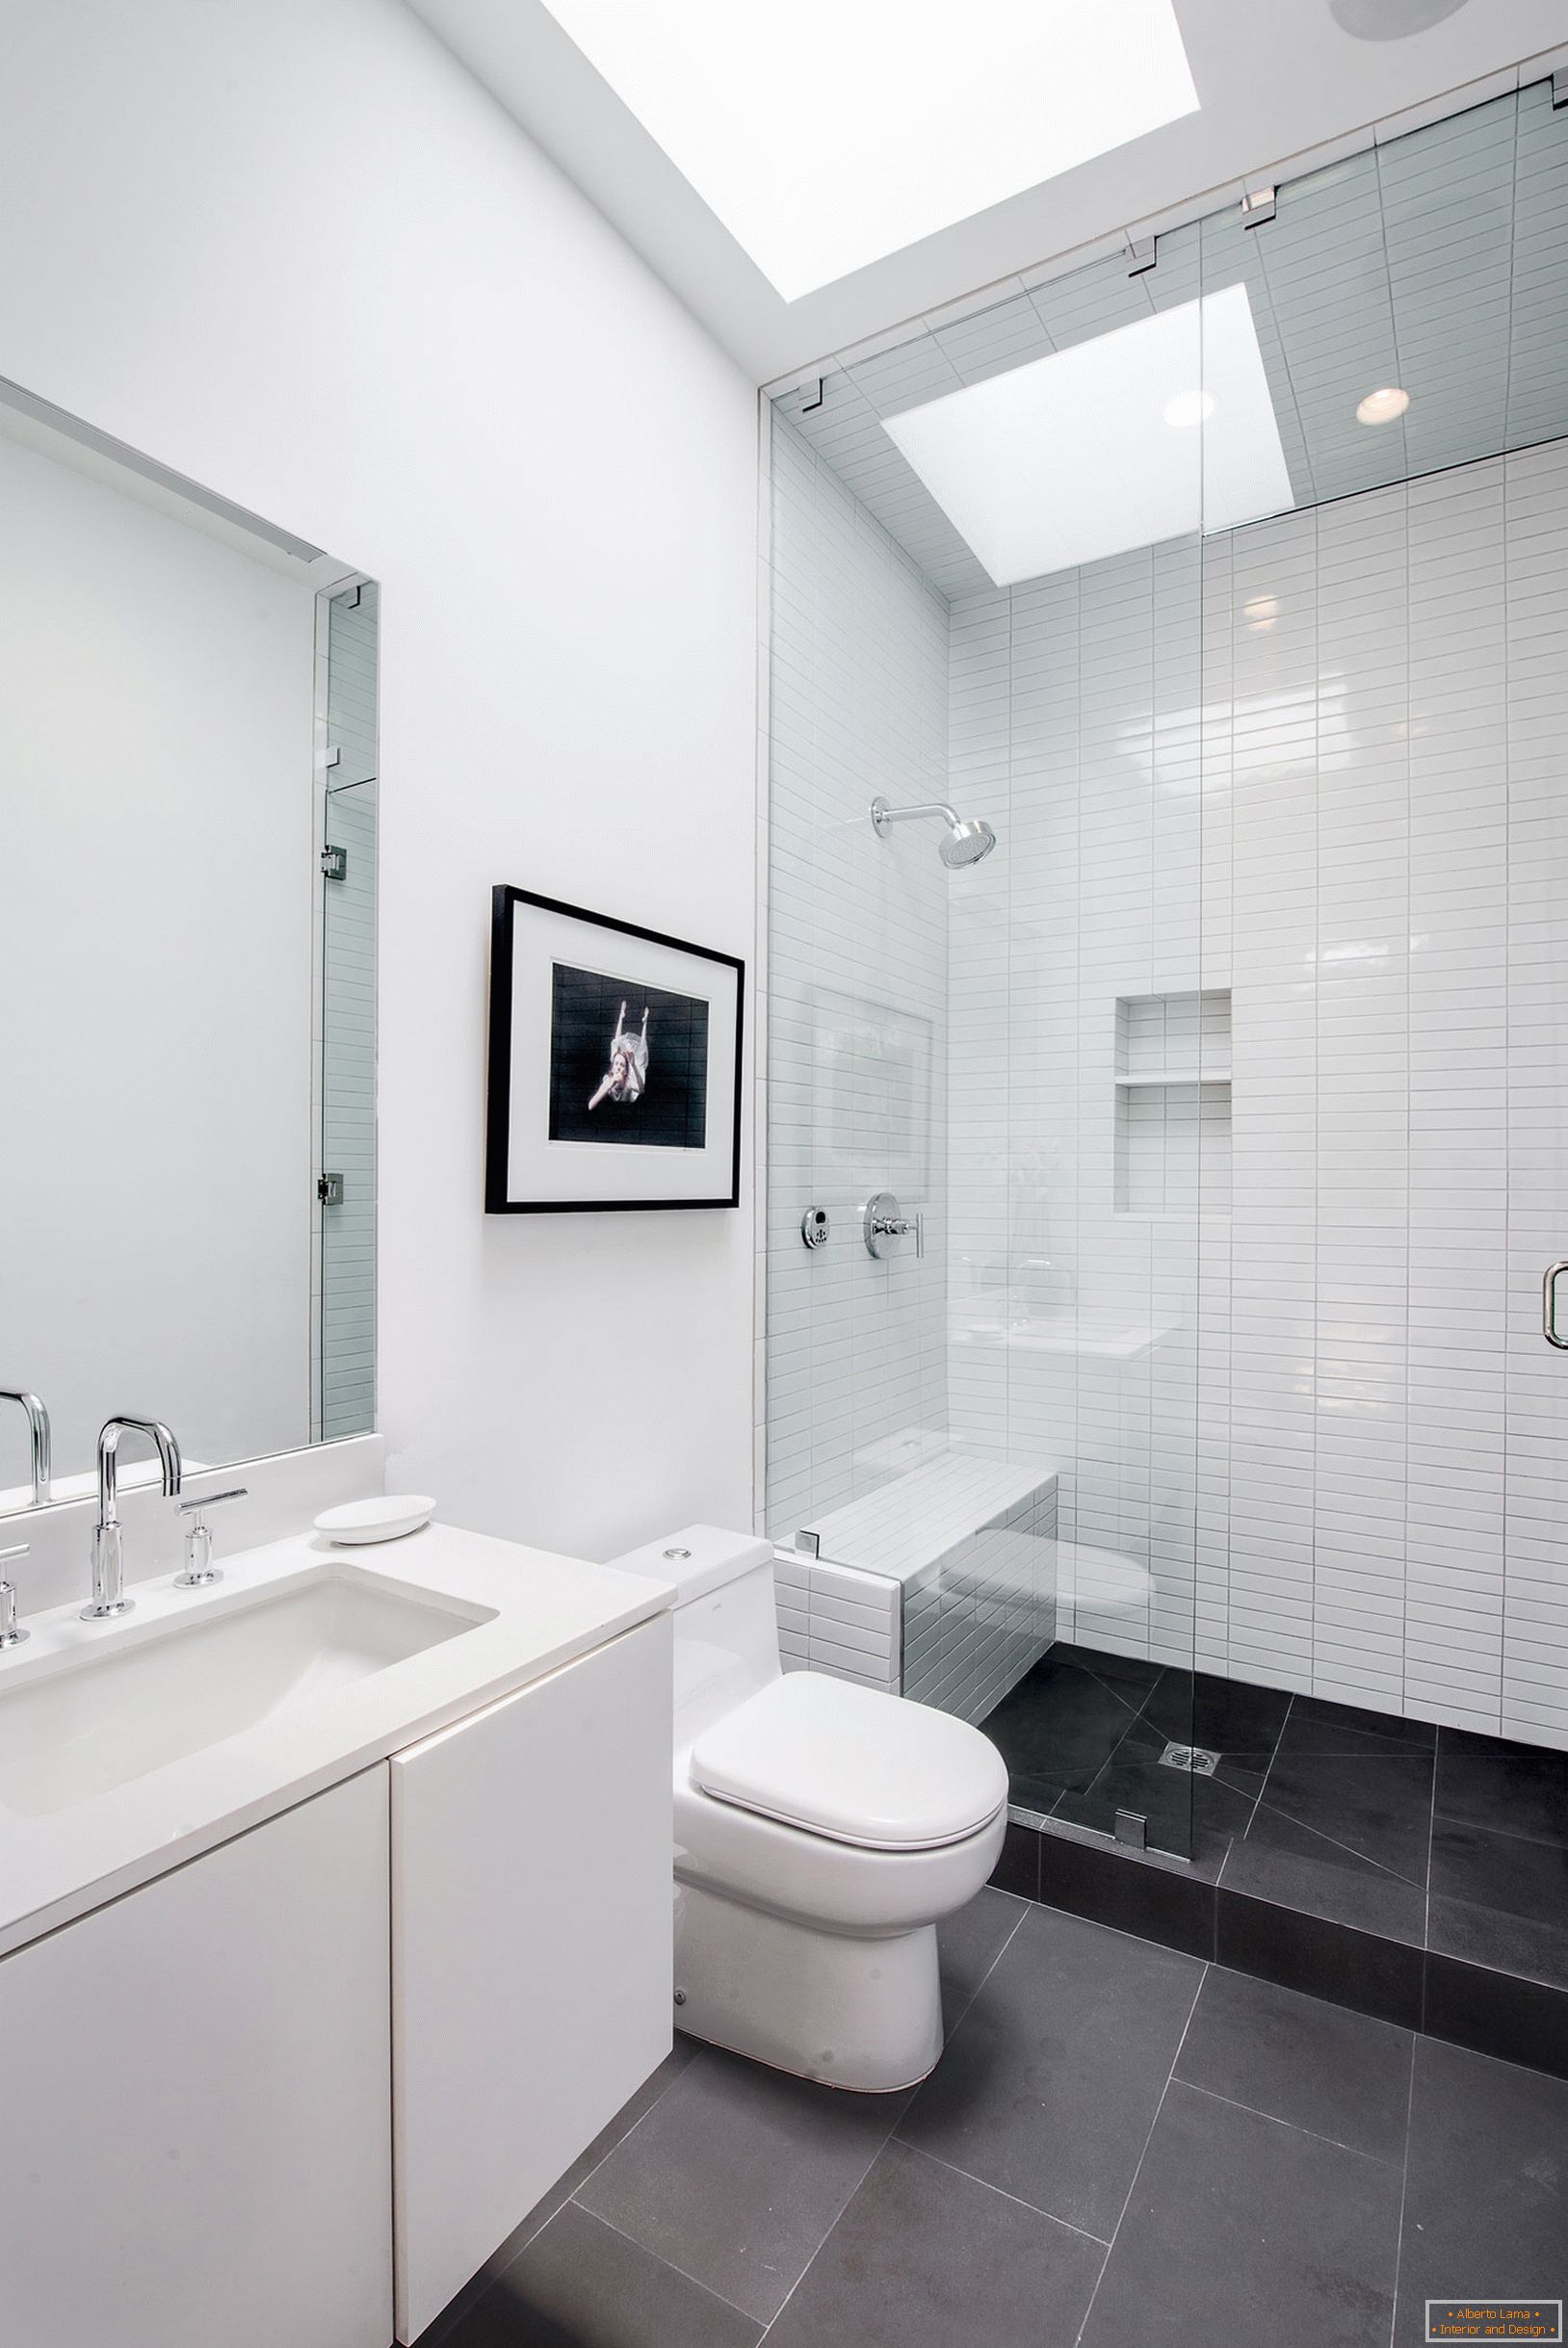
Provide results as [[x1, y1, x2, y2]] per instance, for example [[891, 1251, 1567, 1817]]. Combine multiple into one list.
[[871, 796, 999, 868], [940, 817, 997, 868]]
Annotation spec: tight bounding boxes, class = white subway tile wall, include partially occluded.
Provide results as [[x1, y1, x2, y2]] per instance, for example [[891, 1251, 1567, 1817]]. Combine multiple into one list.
[[940, 440, 1568, 1751], [318, 585, 378, 1442]]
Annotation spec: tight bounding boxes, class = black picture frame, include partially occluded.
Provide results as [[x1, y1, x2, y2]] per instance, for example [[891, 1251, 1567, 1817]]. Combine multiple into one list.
[[485, 884, 745, 1213]]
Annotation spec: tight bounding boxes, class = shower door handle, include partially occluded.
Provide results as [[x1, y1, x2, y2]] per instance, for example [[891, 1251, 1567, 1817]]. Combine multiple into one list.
[[1545, 1261, 1568, 1348]]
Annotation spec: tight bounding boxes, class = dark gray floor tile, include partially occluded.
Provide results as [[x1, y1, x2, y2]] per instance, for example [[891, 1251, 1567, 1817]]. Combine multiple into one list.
[[1424, 1954, 1568, 2082], [573, 2041, 899, 2323], [765, 2140, 1104, 2348], [1081, 2082, 1401, 2348], [938, 1885, 1027, 2027], [1039, 1823, 1217, 1960], [1254, 1749, 1434, 1883], [1278, 1693, 1434, 1758], [896, 1904, 1202, 2238], [1435, 1729, 1568, 1851], [1221, 1813, 1429, 1944], [413, 2047, 693, 2345], [1174, 1965, 1413, 2162], [982, 1653, 1147, 1795], [1215, 1888, 1424, 2028], [1394, 2034, 1568, 2334], [1428, 1820, 1568, 1990], [1054, 1727, 1259, 1853], [456, 2203, 762, 2348], [1137, 1667, 1293, 1762]]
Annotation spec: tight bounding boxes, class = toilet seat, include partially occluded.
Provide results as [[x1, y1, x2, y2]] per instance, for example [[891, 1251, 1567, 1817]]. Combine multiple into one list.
[[691, 1671, 1007, 1853]]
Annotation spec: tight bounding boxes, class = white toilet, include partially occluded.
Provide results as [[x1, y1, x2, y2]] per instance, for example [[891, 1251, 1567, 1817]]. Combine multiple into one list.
[[611, 1524, 1009, 2094]]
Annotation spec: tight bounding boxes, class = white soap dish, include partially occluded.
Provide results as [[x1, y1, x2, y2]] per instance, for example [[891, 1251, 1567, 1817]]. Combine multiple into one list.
[[314, 1494, 436, 1545]]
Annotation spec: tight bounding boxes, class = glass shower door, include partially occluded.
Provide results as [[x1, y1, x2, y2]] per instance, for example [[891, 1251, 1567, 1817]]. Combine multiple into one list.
[[764, 262, 1208, 1855], [315, 582, 378, 1442]]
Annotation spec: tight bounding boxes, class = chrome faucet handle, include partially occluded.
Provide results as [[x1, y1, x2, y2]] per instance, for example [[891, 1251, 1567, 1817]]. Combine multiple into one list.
[[0, 1544, 30, 1649], [175, 1487, 247, 1590]]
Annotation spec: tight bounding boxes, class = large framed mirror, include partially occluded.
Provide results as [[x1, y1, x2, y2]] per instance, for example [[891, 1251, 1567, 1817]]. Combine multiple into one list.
[[0, 378, 377, 1511]]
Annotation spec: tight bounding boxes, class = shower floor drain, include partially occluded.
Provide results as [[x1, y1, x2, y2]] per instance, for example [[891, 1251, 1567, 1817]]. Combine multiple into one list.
[[1160, 1741, 1220, 1776]]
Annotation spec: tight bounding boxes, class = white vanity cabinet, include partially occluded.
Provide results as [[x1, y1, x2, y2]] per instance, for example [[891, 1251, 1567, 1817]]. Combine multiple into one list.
[[390, 1613, 674, 2343], [0, 1766, 394, 2348], [0, 1598, 674, 2348]]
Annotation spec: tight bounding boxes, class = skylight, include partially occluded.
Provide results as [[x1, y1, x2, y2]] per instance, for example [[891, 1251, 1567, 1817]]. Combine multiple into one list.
[[882, 285, 1295, 585], [537, 1, 1200, 302]]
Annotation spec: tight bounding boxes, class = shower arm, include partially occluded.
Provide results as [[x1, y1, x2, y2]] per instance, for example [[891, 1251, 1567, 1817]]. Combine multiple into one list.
[[870, 798, 962, 836]]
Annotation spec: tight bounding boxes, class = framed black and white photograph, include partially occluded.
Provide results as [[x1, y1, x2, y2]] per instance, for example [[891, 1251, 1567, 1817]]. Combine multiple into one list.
[[485, 885, 744, 1212]]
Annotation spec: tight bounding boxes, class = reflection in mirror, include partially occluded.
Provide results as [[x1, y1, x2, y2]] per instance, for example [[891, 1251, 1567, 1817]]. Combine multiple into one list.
[[0, 383, 376, 1509]]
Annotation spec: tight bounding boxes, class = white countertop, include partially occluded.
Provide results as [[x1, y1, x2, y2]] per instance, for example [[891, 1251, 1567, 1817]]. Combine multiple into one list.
[[0, 1520, 673, 1960]]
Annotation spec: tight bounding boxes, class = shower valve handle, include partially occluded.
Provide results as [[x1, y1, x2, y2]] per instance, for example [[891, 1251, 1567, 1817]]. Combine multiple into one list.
[[864, 1192, 925, 1261]]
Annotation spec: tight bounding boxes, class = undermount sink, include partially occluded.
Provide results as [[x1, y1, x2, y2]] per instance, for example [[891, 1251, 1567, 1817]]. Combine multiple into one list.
[[0, 1573, 490, 1819]]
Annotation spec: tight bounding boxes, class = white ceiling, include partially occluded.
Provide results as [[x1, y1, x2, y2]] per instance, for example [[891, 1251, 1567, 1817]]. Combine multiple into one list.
[[405, 0, 1568, 385]]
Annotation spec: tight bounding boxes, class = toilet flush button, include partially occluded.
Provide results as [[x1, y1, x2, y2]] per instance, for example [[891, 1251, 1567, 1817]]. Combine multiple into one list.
[[664, 1547, 692, 1560]]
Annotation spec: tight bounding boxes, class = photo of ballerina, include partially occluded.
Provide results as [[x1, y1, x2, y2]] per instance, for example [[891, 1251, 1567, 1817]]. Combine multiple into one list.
[[486, 882, 743, 1212], [547, 963, 710, 1150]]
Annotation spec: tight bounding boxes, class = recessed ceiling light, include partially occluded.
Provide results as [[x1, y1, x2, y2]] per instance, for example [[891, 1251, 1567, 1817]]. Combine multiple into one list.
[[1163, 390, 1217, 430], [1356, 385, 1411, 425], [882, 283, 1294, 587], [537, 0, 1200, 301]]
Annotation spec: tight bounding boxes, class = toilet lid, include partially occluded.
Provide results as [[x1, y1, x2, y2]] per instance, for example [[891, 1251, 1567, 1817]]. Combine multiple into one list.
[[690, 1673, 1009, 1852]]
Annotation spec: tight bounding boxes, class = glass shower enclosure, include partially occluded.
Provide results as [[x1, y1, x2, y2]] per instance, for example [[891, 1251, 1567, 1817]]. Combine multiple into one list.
[[763, 74, 1568, 1867]]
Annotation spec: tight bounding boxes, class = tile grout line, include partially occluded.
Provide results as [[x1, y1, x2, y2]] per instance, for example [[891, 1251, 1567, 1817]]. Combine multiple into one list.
[[1388, 2029, 1420, 2348], [936, 1899, 1032, 2037], [554, 2196, 769, 2333], [880, 2138, 1114, 2248], [1237, 1692, 1290, 1842], [1171, 2074, 1407, 2169], [753, 2086, 928, 2343], [1245, 1792, 1429, 1888], [1071, 1961, 1210, 2347]]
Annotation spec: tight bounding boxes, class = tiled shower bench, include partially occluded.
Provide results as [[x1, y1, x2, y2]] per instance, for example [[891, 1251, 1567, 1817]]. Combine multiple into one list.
[[774, 1452, 1058, 1725]]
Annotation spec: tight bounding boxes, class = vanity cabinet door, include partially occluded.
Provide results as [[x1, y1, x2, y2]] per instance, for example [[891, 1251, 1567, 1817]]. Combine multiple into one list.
[[390, 1614, 673, 2344], [0, 1766, 393, 2348]]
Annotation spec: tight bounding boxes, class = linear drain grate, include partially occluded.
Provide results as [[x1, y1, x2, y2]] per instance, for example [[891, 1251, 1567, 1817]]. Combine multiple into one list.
[[1160, 1741, 1220, 1776]]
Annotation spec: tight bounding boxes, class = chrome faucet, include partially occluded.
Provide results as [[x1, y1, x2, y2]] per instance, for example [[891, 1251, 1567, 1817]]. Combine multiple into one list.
[[84, 1417, 182, 1621], [0, 1392, 52, 1508]]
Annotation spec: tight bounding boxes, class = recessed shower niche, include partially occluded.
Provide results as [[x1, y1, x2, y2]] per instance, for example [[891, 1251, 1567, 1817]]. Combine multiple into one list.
[[1113, 990, 1231, 1218]]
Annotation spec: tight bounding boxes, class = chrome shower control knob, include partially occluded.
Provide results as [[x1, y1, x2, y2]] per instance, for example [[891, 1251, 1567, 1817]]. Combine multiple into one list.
[[863, 1191, 925, 1260]]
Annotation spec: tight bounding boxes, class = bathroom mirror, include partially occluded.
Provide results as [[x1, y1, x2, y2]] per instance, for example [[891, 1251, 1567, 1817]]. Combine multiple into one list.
[[0, 378, 378, 1510]]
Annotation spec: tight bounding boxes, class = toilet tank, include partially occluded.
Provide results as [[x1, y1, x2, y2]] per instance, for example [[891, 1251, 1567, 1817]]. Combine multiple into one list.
[[606, 1525, 779, 1754]]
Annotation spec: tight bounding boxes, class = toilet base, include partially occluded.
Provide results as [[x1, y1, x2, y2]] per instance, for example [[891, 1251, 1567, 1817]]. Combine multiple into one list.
[[672, 1880, 945, 2093]]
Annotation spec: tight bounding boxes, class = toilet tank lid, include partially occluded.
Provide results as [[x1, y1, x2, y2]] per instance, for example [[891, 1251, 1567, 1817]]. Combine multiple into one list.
[[606, 1524, 774, 1607], [692, 1672, 1009, 1852]]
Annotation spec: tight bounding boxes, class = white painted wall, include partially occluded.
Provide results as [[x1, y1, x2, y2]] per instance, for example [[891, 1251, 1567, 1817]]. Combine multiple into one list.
[[0, 0, 759, 1559], [0, 430, 317, 1477]]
